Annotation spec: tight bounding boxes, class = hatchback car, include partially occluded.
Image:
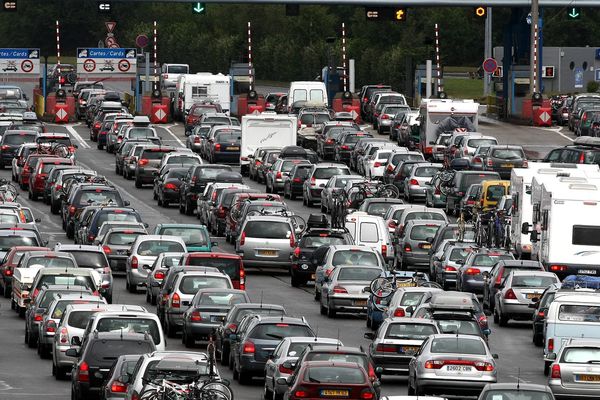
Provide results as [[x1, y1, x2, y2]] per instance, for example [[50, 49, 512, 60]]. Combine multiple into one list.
[[395, 220, 444, 270], [236, 215, 296, 269], [402, 163, 443, 203], [100, 354, 141, 400], [481, 145, 528, 179], [302, 163, 351, 207], [456, 249, 515, 295], [548, 338, 600, 399], [100, 227, 147, 273], [266, 158, 312, 194]]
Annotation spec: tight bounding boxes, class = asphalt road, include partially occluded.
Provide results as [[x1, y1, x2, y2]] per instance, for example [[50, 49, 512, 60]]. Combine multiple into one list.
[[0, 115, 577, 400]]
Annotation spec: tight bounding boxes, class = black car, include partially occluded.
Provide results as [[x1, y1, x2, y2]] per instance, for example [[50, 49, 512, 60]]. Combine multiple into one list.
[[543, 137, 600, 165], [211, 188, 256, 236], [530, 283, 561, 347], [154, 166, 189, 208], [0, 130, 38, 167], [334, 132, 373, 164], [208, 128, 241, 164], [290, 227, 354, 287], [178, 164, 234, 216], [317, 126, 360, 160], [100, 354, 141, 400], [68, 332, 156, 400], [283, 163, 312, 200]]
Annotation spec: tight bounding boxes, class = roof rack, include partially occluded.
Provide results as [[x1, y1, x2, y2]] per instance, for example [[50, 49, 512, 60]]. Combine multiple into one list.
[[573, 136, 600, 148]]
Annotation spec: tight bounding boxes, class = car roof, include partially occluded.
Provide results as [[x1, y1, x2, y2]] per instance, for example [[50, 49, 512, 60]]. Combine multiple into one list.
[[54, 244, 103, 252], [387, 317, 438, 324], [482, 383, 552, 392]]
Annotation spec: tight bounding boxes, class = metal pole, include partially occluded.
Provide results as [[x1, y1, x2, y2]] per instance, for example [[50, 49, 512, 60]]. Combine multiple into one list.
[[145, 52, 150, 93], [484, 7, 492, 96], [434, 24, 442, 94], [530, 0, 539, 94], [426, 59, 433, 98], [56, 20, 61, 90], [349, 59, 355, 93], [341, 22, 347, 92], [153, 20, 158, 93], [247, 21, 253, 92]]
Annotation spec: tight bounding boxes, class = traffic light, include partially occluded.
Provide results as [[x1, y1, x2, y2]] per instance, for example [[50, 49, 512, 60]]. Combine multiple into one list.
[[474, 6, 487, 18], [192, 2, 206, 14], [2, 0, 17, 11]]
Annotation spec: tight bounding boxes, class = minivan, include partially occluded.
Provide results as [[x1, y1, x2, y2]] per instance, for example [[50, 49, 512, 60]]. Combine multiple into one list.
[[345, 212, 395, 263]]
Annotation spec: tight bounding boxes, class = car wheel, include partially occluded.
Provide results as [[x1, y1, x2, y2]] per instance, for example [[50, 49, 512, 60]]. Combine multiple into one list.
[[320, 202, 327, 213], [54, 363, 67, 380], [320, 300, 326, 315], [291, 273, 301, 288], [407, 377, 415, 395], [182, 329, 194, 348], [533, 332, 543, 347], [157, 197, 163, 207], [185, 199, 194, 216], [366, 315, 372, 328], [498, 309, 508, 327], [221, 344, 230, 366], [289, 189, 296, 200], [544, 362, 550, 376], [179, 199, 185, 214], [146, 290, 152, 304], [166, 319, 177, 338], [135, 177, 142, 188], [314, 287, 321, 301], [238, 368, 252, 385], [228, 352, 234, 371]]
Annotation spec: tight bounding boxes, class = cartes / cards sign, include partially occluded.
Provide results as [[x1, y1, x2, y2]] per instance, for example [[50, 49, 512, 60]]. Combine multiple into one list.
[[0, 48, 40, 74], [76, 48, 137, 74]]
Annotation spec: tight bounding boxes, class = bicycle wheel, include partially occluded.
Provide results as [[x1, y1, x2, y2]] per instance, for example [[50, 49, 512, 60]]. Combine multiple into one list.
[[379, 184, 400, 199], [419, 281, 443, 289], [290, 215, 306, 233], [201, 383, 234, 400], [140, 389, 161, 400], [370, 277, 394, 298]]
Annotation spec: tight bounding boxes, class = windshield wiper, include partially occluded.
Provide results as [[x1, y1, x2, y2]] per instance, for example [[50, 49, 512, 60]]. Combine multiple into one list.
[[587, 360, 600, 364], [308, 377, 321, 383]]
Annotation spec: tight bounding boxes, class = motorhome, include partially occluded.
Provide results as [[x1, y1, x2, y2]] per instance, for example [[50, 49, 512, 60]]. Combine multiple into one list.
[[181, 73, 231, 117]]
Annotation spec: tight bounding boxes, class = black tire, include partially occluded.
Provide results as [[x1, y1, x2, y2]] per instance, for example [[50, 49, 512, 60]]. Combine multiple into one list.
[[185, 199, 194, 216], [290, 273, 304, 288], [182, 329, 194, 348], [533, 333, 543, 347], [326, 301, 336, 318], [238, 369, 252, 385], [221, 344, 230, 366]]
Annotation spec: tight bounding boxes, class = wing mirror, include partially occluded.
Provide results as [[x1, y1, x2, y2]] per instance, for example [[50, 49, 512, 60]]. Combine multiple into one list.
[[123, 200, 131, 206], [521, 222, 531, 235], [363, 332, 375, 340], [65, 348, 79, 357], [71, 336, 81, 346]]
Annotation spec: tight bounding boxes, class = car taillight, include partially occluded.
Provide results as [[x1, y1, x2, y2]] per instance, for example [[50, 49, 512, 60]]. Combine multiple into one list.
[[522, 159, 528, 168], [154, 271, 165, 280], [333, 286, 347, 294], [551, 363, 561, 379], [388, 220, 396, 229], [242, 341, 255, 354], [240, 266, 245, 290], [409, 178, 419, 185], [59, 327, 69, 344], [341, 145, 349, 150], [293, 247, 301, 258], [5, 267, 12, 276], [0, 145, 9, 151], [465, 268, 481, 275], [46, 320, 57, 333], [94, 122, 101, 130], [538, 310, 545, 317], [361, 390, 375, 400], [78, 361, 89, 382], [393, 308, 405, 317], [294, 390, 308, 398], [110, 381, 128, 393], [310, 177, 316, 186], [444, 265, 457, 272], [478, 315, 488, 327], [424, 360, 444, 369], [293, 177, 301, 183], [403, 244, 411, 253], [227, 323, 238, 332], [164, 183, 177, 190], [326, 139, 334, 144], [194, 137, 201, 143], [548, 338, 554, 352], [381, 244, 387, 257], [474, 361, 495, 372], [139, 158, 149, 166], [190, 311, 202, 322], [550, 265, 567, 272], [171, 293, 180, 308], [487, 159, 493, 167], [69, 206, 76, 216], [215, 143, 221, 151], [504, 288, 517, 299], [88, 234, 95, 242], [290, 233, 296, 248], [373, 162, 381, 168], [239, 231, 246, 246], [381, 114, 389, 120], [34, 313, 43, 322], [279, 364, 294, 374], [102, 245, 111, 255], [32, 288, 39, 298], [131, 256, 138, 269]]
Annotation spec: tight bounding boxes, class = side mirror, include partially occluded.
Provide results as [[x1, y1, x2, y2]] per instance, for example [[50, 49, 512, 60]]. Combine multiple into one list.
[[123, 200, 131, 206], [35, 218, 41, 223], [65, 348, 79, 358], [521, 222, 531, 235], [426, 237, 434, 244], [152, 171, 158, 176], [492, 353, 499, 359], [363, 332, 375, 340], [530, 230, 539, 243], [185, 131, 192, 137], [319, 183, 326, 188], [211, 241, 218, 247], [143, 264, 152, 270], [71, 336, 81, 346], [144, 223, 149, 228], [406, 305, 415, 315], [363, 286, 372, 293], [151, 281, 161, 287], [456, 259, 465, 265], [482, 271, 490, 279], [429, 141, 435, 145], [375, 366, 383, 378], [276, 377, 289, 386]]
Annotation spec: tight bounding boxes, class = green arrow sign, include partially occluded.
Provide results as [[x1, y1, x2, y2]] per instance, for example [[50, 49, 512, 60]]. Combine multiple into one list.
[[192, 2, 205, 14], [568, 7, 581, 19]]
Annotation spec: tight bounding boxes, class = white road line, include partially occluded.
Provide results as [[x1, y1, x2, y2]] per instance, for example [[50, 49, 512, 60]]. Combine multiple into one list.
[[533, 126, 574, 142], [163, 125, 185, 148], [65, 123, 91, 149]]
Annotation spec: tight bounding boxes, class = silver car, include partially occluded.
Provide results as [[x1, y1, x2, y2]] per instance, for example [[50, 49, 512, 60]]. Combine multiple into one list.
[[144, 252, 185, 305], [265, 158, 311, 194], [320, 265, 384, 318], [402, 163, 443, 203], [320, 174, 363, 213], [383, 287, 443, 319], [408, 334, 498, 396], [494, 271, 559, 326], [548, 338, 600, 399], [125, 235, 187, 293], [395, 219, 444, 270], [376, 104, 410, 134], [186, 125, 212, 153], [264, 336, 342, 400], [235, 215, 296, 269], [302, 163, 351, 207], [365, 318, 440, 375]]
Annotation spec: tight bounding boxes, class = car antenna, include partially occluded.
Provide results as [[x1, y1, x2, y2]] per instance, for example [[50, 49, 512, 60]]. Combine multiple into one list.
[[336, 329, 340, 350], [259, 291, 263, 308], [517, 367, 521, 390], [314, 325, 318, 341]]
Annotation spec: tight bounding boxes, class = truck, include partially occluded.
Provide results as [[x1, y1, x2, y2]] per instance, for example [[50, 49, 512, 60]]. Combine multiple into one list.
[[174, 73, 231, 121], [510, 163, 599, 259], [12, 264, 44, 316], [527, 175, 600, 278], [418, 99, 479, 158], [288, 81, 328, 112], [240, 112, 297, 176]]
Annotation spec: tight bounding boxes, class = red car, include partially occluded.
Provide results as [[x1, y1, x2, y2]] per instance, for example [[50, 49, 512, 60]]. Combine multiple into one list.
[[0, 246, 50, 298], [281, 361, 378, 400], [20, 154, 58, 190], [180, 252, 245, 290], [185, 102, 223, 133], [28, 157, 74, 200]]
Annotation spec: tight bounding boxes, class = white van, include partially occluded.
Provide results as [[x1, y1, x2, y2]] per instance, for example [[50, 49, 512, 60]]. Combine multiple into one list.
[[240, 112, 297, 175], [288, 81, 328, 111], [173, 74, 187, 120], [182, 73, 231, 116], [83, 310, 166, 351], [161, 63, 189, 88], [345, 212, 395, 263], [544, 294, 600, 375]]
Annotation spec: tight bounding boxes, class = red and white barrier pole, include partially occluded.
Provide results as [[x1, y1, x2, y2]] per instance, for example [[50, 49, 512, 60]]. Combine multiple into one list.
[[56, 20, 61, 90], [341, 22, 347, 92], [248, 21, 253, 92], [533, 23, 538, 93], [434, 23, 443, 94], [153, 20, 158, 93]]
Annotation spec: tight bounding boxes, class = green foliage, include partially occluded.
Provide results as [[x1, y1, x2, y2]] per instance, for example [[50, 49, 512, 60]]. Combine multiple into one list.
[[587, 80, 599, 93]]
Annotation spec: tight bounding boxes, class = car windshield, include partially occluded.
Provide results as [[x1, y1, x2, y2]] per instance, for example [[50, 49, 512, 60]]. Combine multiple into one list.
[[0, 214, 19, 224], [138, 240, 185, 256], [332, 250, 379, 266], [430, 337, 486, 355], [96, 317, 161, 345], [250, 323, 313, 340], [304, 366, 365, 384], [107, 232, 143, 245], [511, 275, 557, 287], [410, 225, 441, 241], [66, 251, 107, 269], [386, 323, 437, 340], [195, 292, 247, 306], [243, 221, 291, 239], [337, 267, 381, 281], [314, 167, 350, 179], [436, 320, 481, 335], [179, 276, 230, 294], [415, 166, 441, 177], [301, 235, 348, 248], [467, 138, 496, 148], [481, 390, 553, 400], [159, 227, 208, 247], [492, 148, 525, 160], [28, 256, 75, 268]]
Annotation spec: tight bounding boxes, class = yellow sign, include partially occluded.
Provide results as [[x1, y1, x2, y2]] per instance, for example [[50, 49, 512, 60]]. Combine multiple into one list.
[[395, 8, 407, 21], [475, 6, 486, 17]]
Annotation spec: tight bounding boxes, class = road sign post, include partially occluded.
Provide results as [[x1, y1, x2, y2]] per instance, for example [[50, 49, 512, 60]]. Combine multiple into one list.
[[76, 48, 137, 75]]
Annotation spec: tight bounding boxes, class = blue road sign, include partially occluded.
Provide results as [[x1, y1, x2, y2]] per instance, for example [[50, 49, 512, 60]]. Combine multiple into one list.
[[0, 49, 39, 59], [77, 48, 137, 59]]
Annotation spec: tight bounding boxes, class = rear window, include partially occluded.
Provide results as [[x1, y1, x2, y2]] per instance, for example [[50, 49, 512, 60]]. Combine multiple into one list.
[[167, 65, 188, 74], [138, 240, 185, 256], [250, 323, 313, 340], [436, 320, 481, 335], [28, 256, 75, 269], [38, 137, 71, 146], [304, 366, 365, 384], [52, 300, 100, 319], [405, 212, 446, 222], [185, 257, 241, 279], [400, 292, 425, 306], [472, 254, 513, 266], [68, 310, 100, 329], [166, 169, 188, 179], [97, 212, 140, 227], [491, 148, 524, 160], [178, 276, 230, 294], [88, 340, 155, 366], [204, 117, 232, 125], [300, 235, 348, 248], [573, 225, 600, 246], [512, 275, 557, 287], [337, 267, 381, 281], [392, 153, 424, 165], [430, 338, 486, 355], [143, 359, 208, 384], [3, 133, 36, 145], [38, 275, 94, 289], [243, 221, 291, 239], [467, 138, 496, 148], [107, 232, 143, 245], [334, 177, 361, 188], [141, 149, 172, 160], [410, 225, 441, 241], [344, 134, 369, 144], [215, 132, 241, 142], [159, 227, 208, 247], [282, 160, 307, 172], [386, 323, 437, 340], [233, 307, 284, 323], [366, 202, 394, 218], [96, 317, 161, 345], [306, 352, 368, 370], [332, 250, 379, 266], [314, 167, 350, 180], [128, 128, 155, 138], [0, 214, 19, 224], [166, 155, 200, 165], [485, 185, 507, 201], [460, 174, 498, 189], [65, 251, 108, 269], [449, 247, 474, 262], [41, 161, 71, 173], [559, 305, 600, 322], [376, 152, 391, 160], [195, 292, 247, 306], [415, 166, 441, 177], [359, 222, 380, 243], [79, 190, 119, 205], [196, 167, 232, 179], [562, 347, 600, 363]]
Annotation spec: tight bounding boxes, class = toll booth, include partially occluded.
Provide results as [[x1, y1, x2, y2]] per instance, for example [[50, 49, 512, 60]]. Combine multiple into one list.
[[230, 62, 254, 117], [321, 66, 345, 108], [332, 91, 361, 123], [413, 64, 440, 104]]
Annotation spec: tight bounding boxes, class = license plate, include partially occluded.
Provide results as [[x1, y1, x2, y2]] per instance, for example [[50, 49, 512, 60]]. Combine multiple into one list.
[[321, 390, 349, 397], [211, 316, 225, 323], [501, 163, 514, 168], [526, 293, 539, 299], [311, 274, 316, 280], [446, 365, 472, 372], [577, 374, 600, 382], [226, 146, 240, 151], [354, 300, 367, 306], [396, 280, 416, 287], [400, 346, 419, 355], [421, 243, 431, 249], [579, 269, 597, 274], [259, 250, 277, 256]]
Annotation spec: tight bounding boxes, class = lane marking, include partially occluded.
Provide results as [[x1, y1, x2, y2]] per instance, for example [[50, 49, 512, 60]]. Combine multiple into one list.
[[163, 125, 185, 148], [532, 126, 574, 142], [65, 123, 91, 149]]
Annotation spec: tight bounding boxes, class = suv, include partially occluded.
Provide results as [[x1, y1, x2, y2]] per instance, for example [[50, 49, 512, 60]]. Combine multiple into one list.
[[178, 164, 234, 215], [543, 136, 600, 164], [68, 332, 156, 400], [28, 157, 74, 200], [443, 171, 501, 216], [134, 145, 177, 188], [230, 315, 314, 384], [185, 101, 223, 133]]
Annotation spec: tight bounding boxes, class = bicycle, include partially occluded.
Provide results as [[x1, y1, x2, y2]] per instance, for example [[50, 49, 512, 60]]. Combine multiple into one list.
[[0, 178, 18, 202], [369, 271, 442, 312], [330, 189, 350, 229], [246, 208, 306, 234], [345, 181, 400, 210]]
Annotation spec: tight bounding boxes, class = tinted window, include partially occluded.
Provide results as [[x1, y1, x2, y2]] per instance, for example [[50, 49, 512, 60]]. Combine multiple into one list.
[[511, 275, 557, 287], [467, 139, 496, 148], [68, 310, 100, 329], [52, 300, 100, 319], [300, 235, 348, 248], [485, 185, 506, 201], [159, 227, 208, 247], [365, 203, 394, 218], [304, 366, 365, 384], [306, 352, 368, 370], [195, 292, 247, 306], [337, 267, 381, 281], [3, 133, 37, 145], [95, 318, 161, 345], [573, 225, 600, 246], [250, 323, 313, 340], [143, 359, 208, 384], [66, 251, 108, 269], [128, 128, 155, 138], [97, 212, 140, 227], [472, 254, 513, 266], [430, 338, 486, 355], [166, 155, 200, 165], [410, 225, 441, 241], [79, 191, 119, 205], [196, 167, 232, 179], [141, 149, 172, 160], [179, 276, 230, 294], [167, 65, 188, 74], [137, 240, 185, 256], [491, 148, 525, 159], [405, 212, 446, 222], [186, 257, 241, 279], [332, 250, 379, 266], [386, 323, 437, 340], [88, 340, 154, 366], [215, 132, 241, 142], [449, 247, 474, 261], [480, 390, 552, 400], [414, 166, 441, 177], [243, 221, 291, 239]]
